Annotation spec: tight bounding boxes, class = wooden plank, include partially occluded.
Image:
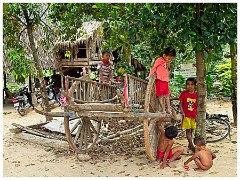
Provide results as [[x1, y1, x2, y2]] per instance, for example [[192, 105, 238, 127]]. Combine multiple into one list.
[[14, 132, 69, 151], [61, 61, 99, 67], [65, 106, 174, 119], [11, 123, 66, 141], [73, 94, 118, 104], [66, 103, 123, 112], [35, 108, 68, 117]]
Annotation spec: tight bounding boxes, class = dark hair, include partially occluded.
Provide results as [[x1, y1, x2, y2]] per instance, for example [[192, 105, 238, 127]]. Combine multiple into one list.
[[164, 47, 176, 57], [102, 50, 111, 56], [194, 136, 206, 146], [186, 77, 197, 85], [165, 126, 178, 139]]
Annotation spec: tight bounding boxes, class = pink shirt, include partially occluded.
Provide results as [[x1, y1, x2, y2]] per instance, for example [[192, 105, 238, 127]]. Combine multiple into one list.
[[149, 57, 169, 82]]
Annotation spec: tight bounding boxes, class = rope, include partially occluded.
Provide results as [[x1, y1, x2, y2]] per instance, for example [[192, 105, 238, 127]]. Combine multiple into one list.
[[131, 99, 139, 116]]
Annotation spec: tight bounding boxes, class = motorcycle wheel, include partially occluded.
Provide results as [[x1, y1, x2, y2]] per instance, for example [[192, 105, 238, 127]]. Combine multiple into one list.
[[17, 102, 26, 116]]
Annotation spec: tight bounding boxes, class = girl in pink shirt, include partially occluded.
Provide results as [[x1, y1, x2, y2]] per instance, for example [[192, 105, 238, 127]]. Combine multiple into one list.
[[149, 47, 176, 114]]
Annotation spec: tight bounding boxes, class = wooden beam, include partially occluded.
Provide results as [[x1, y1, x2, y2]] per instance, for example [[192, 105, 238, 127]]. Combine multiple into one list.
[[34, 108, 68, 117], [66, 103, 123, 112]]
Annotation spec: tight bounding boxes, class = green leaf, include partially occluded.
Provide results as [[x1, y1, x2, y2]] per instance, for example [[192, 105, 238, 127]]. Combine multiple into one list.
[[146, 3, 151, 11], [92, 5, 98, 9], [119, 35, 125, 40], [112, 6, 120, 9], [189, 31, 196, 36]]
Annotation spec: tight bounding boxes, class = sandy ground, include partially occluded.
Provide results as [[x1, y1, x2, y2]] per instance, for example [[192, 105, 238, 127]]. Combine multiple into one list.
[[1, 100, 238, 177]]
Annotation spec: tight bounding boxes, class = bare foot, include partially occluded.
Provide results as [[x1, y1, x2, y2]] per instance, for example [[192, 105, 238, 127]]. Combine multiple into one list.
[[166, 109, 172, 114], [167, 161, 176, 168], [161, 111, 166, 114], [194, 168, 204, 171], [176, 156, 182, 160]]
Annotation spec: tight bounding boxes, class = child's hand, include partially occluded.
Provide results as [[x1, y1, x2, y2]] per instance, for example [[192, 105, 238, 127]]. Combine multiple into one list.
[[160, 162, 167, 169]]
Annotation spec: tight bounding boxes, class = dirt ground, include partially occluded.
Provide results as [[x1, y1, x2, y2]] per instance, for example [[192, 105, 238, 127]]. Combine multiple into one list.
[[1, 100, 238, 177]]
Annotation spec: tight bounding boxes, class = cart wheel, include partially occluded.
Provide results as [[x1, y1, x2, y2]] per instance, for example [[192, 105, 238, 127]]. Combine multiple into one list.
[[64, 112, 101, 154], [144, 73, 160, 161]]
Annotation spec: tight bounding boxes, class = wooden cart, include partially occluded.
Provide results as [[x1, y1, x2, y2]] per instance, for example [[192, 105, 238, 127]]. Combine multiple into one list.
[[35, 73, 176, 161]]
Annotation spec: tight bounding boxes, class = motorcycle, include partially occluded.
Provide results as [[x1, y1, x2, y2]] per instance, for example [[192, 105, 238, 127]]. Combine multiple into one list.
[[46, 81, 61, 106], [12, 85, 34, 116]]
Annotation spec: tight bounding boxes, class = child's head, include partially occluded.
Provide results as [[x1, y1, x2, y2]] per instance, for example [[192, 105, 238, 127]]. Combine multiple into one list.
[[186, 77, 197, 93], [194, 136, 206, 149], [102, 50, 111, 61], [165, 126, 178, 139], [163, 47, 176, 62]]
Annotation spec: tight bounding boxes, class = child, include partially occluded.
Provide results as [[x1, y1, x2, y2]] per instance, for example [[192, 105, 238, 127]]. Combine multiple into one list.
[[156, 118, 184, 169], [149, 47, 176, 114], [97, 50, 114, 84], [184, 136, 216, 171], [179, 77, 197, 152]]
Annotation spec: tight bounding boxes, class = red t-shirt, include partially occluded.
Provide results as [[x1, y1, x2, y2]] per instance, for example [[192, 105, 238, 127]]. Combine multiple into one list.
[[179, 90, 198, 118]]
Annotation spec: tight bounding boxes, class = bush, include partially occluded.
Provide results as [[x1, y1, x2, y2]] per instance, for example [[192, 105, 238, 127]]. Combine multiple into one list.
[[216, 60, 232, 97]]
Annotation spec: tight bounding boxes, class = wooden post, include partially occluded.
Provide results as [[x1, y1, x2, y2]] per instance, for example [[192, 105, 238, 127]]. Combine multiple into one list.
[[4, 73, 7, 89], [28, 75, 32, 93]]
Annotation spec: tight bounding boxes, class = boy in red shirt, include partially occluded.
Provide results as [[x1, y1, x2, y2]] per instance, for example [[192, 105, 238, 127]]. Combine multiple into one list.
[[149, 47, 176, 114], [179, 77, 197, 152]]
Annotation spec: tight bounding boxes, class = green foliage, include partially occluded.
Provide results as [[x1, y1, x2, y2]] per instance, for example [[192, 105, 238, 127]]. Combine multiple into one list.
[[6, 82, 25, 94], [170, 75, 186, 98], [216, 60, 232, 97], [42, 70, 53, 77], [65, 50, 71, 58], [7, 48, 34, 83]]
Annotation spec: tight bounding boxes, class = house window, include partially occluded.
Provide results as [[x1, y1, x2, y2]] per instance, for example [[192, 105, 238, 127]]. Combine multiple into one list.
[[77, 43, 87, 58]]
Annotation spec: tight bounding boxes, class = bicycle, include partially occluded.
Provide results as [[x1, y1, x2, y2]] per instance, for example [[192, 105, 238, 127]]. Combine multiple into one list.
[[170, 98, 231, 143]]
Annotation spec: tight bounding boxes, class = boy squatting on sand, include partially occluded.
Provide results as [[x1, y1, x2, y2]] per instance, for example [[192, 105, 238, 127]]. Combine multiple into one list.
[[156, 118, 184, 169], [184, 136, 216, 171]]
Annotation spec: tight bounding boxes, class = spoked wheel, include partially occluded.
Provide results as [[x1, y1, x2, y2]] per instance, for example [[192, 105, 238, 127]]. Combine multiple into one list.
[[143, 73, 161, 161], [206, 118, 231, 143], [17, 102, 26, 116], [64, 112, 101, 154]]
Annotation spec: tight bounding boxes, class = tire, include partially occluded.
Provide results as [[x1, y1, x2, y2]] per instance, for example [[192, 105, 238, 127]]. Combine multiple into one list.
[[17, 102, 26, 116], [143, 73, 161, 161], [64, 113, 101, 154], [206, 118, 231, 143]]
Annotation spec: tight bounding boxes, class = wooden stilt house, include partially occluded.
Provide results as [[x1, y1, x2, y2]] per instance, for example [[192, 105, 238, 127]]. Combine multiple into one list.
[[53, 21, 103, 77]]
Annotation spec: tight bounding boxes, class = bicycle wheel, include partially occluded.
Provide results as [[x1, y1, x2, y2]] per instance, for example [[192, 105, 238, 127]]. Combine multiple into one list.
[[206, 118, 230, 143], [17, 102, 26, 116]]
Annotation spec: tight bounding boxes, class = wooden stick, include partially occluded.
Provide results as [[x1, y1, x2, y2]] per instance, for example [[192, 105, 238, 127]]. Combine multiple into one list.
[[11, 123, 66, 141]]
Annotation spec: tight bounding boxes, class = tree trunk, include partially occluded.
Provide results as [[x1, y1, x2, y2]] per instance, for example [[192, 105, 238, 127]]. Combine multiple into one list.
[[195, 51, 207, 139], [230, 43, 237, 126], [22, 8, 51, 122], [195, 3, 206, 139]]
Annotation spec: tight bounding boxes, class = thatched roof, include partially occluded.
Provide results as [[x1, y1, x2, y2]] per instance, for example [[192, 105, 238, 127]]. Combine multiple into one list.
[[54, 21, 102, 50], [3, 21, 103, 73]]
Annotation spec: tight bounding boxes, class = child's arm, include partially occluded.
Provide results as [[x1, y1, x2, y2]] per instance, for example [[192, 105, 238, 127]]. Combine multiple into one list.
[[149, 59, 163, 77], [211, 151, 216, 160], [99, 70, 103, 82], [179, 100, 185, 117], [161, 142, 173, 169], [156, 118, 165, 135], [184, 152, 199, 165], [107, 70, 112, 83]]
